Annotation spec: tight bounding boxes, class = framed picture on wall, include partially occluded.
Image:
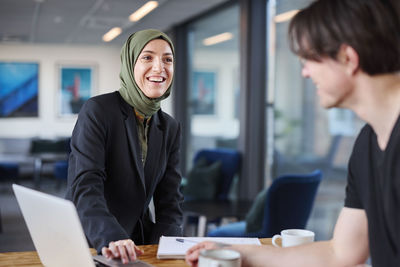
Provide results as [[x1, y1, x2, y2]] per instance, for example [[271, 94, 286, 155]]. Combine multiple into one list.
[[191, 71, 216, 115], [57, 64, 96, 116], [0, 61, 39, 118]]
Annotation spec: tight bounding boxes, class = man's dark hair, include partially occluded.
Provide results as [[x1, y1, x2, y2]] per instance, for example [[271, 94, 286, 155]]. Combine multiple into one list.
[[288, 0, 400, 75]]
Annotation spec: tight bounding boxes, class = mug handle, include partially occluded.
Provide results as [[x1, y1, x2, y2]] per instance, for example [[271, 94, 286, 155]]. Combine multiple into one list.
[[272, 234, 282, 247]]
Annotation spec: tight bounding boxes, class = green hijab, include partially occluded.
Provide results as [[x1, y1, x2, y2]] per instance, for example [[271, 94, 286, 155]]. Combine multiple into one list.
[[119, 29, 175, 117]]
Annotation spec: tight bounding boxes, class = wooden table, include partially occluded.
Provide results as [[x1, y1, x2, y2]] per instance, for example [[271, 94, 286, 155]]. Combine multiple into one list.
[[0, 238, 272, 266]]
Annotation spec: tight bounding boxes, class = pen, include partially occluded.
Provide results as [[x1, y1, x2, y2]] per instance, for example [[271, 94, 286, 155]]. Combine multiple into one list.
[[176, 238, 199, 244]]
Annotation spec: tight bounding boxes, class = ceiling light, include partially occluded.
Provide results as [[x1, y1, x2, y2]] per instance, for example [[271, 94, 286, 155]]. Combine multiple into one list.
[[203, 32, 233, 46], [274, 10, 299, 23], [129, 1, 159, 22], [102, 27, 122, 42]]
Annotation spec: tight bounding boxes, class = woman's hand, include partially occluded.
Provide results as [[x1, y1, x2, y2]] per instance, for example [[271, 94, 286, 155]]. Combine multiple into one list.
[[101, 239, 144, 264], [185, 241, 219, 267]]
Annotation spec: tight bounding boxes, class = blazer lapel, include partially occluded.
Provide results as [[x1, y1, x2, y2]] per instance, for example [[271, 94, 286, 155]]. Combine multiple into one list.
[[144, 111, 164, 193], [120, 99, 146, 193]]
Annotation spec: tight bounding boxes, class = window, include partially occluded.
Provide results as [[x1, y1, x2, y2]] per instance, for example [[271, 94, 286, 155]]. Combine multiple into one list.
[[186, 4, 240, 169], [268, 0, 364, 180], [268, 0, 365, 240]]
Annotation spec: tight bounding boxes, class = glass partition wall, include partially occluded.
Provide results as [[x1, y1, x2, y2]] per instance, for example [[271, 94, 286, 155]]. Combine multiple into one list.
[[269, 0, 364, 180], [175, 0, 368, 240], [186, 4, 240, 170], [267, 0, 365, 240]]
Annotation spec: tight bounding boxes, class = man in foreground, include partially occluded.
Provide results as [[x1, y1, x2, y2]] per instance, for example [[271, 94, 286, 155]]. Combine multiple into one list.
[[186, 0, 400, 266]]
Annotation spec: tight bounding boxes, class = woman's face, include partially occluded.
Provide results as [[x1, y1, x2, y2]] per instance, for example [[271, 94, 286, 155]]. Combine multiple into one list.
[[134, 39, 174, 98]]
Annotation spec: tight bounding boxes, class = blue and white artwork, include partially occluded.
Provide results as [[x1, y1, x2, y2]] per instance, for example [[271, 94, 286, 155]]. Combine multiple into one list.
[[0, 62, 39, 118], [59, 67, 92, 115]]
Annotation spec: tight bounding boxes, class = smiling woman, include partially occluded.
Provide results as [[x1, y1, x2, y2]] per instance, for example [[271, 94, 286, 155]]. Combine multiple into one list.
[[118, 30, 175, 117], [66, 29, 183, 265], [134, 39, 174, 99]]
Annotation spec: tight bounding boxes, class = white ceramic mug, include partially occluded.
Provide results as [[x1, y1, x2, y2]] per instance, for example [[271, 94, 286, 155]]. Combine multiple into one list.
[[198, 249, 241, 267], [272, 229, 315, 247]]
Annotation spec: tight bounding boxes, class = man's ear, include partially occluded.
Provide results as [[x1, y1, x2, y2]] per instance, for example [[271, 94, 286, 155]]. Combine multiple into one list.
[[338, 44, 359, 75]]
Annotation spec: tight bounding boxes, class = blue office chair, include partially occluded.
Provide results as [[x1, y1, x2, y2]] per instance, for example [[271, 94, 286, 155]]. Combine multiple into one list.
[[182, 148, 241, 236], [192, 148, 241, 200], [53, 138, 71, 190], [54, 160, 68, 179], [53, 160, 68, 190], [0, 162, 19, 181], [0, 162, 19, 233], [208, 169, 322, 237]]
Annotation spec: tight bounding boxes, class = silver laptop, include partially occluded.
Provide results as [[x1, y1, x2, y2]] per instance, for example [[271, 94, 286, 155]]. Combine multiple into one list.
[[12, 184, 152, 267]]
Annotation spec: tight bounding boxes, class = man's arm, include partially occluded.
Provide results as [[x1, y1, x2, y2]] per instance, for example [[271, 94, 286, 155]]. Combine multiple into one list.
[[186, 207, 369, 267]]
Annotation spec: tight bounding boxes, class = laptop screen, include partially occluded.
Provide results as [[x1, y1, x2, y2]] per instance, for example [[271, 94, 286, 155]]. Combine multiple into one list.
[[13, 184, 96, 267]]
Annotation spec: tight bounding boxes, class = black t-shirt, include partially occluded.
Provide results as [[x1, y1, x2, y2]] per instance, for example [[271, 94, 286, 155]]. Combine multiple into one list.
[[345, 116, 400, 267]]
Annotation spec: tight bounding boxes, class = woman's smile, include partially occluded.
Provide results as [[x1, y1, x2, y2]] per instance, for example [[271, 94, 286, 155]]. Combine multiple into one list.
[[134, 39, 174, 98]]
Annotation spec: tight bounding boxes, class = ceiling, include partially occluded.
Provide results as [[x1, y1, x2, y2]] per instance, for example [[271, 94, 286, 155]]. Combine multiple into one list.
[[0, 0, 229, 46]]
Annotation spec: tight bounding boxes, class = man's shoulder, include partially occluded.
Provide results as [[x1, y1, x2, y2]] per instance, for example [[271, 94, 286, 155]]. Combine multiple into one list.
[[347, 124, 373, 172], [353, 124, 373, 149]]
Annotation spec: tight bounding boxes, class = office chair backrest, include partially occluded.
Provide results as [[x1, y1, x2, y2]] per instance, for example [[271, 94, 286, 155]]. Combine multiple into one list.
[[0, 162, 19, 180], [30, 137, 71, 154], [54, 160, 68, 180], [194, 148, 241, 200], [53, 138, 71, 181], [262, 169, 322, 237]]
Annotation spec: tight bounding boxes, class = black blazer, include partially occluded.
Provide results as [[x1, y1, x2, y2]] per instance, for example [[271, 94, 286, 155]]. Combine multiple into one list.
[[66, 91, 183, 253]]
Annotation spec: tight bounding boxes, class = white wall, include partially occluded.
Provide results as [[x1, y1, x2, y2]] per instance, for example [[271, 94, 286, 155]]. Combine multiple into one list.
[[0, 44, 121, 138], [0, 44, 125, 138], [0, 43, 175, 139]]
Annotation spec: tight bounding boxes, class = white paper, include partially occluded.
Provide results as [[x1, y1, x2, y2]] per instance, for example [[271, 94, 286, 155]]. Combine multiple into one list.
[[156, 236, 261, 259]]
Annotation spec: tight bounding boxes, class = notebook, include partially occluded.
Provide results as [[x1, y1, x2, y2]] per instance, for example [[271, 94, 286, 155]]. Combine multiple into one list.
[[12, 184, 153, 267], [157, 236, 261, 259]]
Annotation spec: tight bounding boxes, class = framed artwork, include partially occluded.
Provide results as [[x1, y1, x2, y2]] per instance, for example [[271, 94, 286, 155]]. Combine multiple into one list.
[[58, 64, 96, 116], [191, 71, 216, 115], [0, 62, 39, 118]]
